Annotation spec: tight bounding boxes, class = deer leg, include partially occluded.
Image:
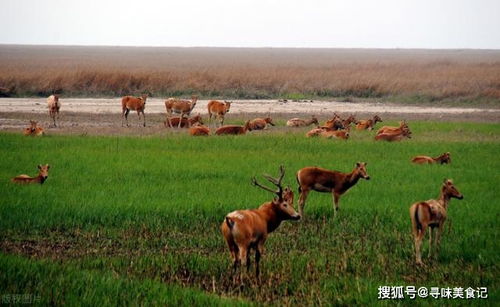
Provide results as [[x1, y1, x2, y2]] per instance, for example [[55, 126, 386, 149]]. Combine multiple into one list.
[[333, 192, 340, 217], [415, 227, 426, 265], [434, 224, 443, 256], [142, 111, 146, 127], [124, 109, 130, 127], [428, 227, 433, 258], [177, 114, 183, 128], [298, 188, 310, 218], [238, 246, 248, 283], [255, 242, 264, 280]]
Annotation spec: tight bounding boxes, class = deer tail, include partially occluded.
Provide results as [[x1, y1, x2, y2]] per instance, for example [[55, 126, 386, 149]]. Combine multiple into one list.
[[225, 217, 235, 229]]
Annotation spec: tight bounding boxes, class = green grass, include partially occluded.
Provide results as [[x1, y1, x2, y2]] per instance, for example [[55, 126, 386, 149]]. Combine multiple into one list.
[[0, 122, 499, 306]]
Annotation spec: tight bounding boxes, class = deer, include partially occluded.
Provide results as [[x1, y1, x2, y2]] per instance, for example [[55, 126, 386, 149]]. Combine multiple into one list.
[[341, 115, 357, 128], [409, 179, 463, 265], [47, 94, 61, 127], [321, 117, 345, 131], [189, 123, 210, 136], [11, 164, 50, 184], [286, 115, 319, 127], [296, 162, 370, 218], [23, 120, 45, 136], [121, 94, 147, 127], [306, 128, 349, 140], [356, 115, 382, 131], [165, 95, 198, 128], [377, 120, 409, 135], [215, 121, 251, 135], [375, 128, 412, 141], [164, 114, 203, 128], [221, 165, 300, 280], [248, 117, 275, 131], [207, 100, 231, 127], [412, 152, 451, 165]]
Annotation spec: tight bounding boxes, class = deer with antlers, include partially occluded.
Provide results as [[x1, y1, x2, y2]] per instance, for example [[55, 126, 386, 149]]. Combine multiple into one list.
[[121, 94, 147, 127], [356, 115, 383, 131], [286, 115, 319, 127], [165, 95, 198, 128], [221, 165, 300, 280], [296, 162, 370, 218], [412, 152, 451, 165], [208, 100, 231, 127], [11, 164, 50, 184], [409, 179, 463, 265]]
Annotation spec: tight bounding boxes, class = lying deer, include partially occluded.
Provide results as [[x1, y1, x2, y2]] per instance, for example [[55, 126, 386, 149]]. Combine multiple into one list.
[[221, 165, 300, 279], [11, 164, 50, 184], [286, 115, 319, 127], [165, 95, 198, 128], [322, 117, 345, 131], [121, 94, 147, 127], [189, 124, 210, 136], [23, 120, 45, 136], [248, 117, 275, 131], [375, 128, 412, 141], [208, 100, 231, 127], [164, 114, 203, 128], [306, 128, 349, 140], [377, 120, 408, 135], [409, 179, 463, 265], [215, 121, 251, 135], [296, 162, 370, 218], [356, 115, 382, 131], [412, 152, 451, 164], [47, 94, 61, 127], [341, 115, 357, 128]]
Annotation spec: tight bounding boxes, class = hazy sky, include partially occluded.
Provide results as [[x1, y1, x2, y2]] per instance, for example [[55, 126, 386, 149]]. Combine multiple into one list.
[[1, 0, 499, 49]]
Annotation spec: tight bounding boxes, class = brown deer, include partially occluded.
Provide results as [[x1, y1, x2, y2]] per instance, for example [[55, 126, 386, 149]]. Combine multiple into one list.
[[341, 115, 357, 128], [248, 117, 275, 131], [165, 95, 198, 128], [296, 162, 370, 218], [164, 114, 203, 128], [377, 120, 408, 135], [189, 124, 210, 136], [375, 128, 412, 141], [121, 94, 147, 127], [221, 165, 300, 279], [215, 121, 251, 135], [286, 115, 319, 127], [11, 164, 50, 184], [322, 117, 345, 131], [208, 100, 231, 127], [356, 115, 382, 131], [409, 179, 463, 265], [306, 128, 349, 140], [412, 152, 451, 165], [47, 94, 61, 127], [23, 120, 45, 136]]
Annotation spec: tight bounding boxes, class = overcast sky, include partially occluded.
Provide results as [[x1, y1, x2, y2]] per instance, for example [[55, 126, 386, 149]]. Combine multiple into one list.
[[1, 0, 499, 49]]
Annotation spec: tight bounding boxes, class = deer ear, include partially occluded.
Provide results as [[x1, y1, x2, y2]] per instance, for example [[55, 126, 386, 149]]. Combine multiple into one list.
[[356, 162, 361, 167], [38, 164, 42, 169], [47, 165, 50, 169]]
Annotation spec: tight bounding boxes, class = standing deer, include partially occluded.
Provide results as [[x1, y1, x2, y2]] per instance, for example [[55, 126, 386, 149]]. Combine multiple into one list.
[[221, 165, 300, 280], [286, 115, 319, 127], [47, 94, 61, 127], [23, 120, 45, 136], [356, 115, 382, 131], [248, 117, 275, 131], [121, 94, 147, 127], [412, 152, 451, 165], [165, 95, 198, 128], [208, 100, 231, 127], [11, 164, 50, 184], [409, 179, 463, 265], [296, 162, 370, 218], [215, 121, 251, 135]]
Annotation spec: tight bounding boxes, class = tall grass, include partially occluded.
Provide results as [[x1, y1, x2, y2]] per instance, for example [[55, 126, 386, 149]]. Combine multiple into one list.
[[0, 122, 499, 305], [1, 45, 499, 104]]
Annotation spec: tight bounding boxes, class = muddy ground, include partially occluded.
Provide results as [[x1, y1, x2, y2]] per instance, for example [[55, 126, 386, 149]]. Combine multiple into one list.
[[0, 98, 499, 136]]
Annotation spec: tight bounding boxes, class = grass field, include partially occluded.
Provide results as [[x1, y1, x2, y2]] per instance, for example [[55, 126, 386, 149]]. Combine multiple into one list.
[[1, 45, 500, 105], [0, 121, 499, 305]]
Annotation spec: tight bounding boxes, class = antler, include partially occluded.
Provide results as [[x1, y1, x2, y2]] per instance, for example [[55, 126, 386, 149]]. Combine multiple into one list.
[[251, 165, 285, 200]]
